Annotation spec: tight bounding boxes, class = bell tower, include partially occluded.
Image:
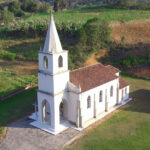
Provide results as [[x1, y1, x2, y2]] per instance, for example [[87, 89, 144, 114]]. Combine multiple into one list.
[[36, 15, 69, 134]]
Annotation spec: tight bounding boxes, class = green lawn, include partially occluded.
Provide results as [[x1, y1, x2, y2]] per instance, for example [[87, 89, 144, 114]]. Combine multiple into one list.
[[0, 88, 36, 140], [66, 76, 150, 150], [0, 67, 37, 98]]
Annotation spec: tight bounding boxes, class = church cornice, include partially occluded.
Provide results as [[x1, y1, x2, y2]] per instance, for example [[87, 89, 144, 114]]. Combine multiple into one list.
[[38, 69, 70, 76], [38, 50, 68, 55], [37, 89, 66, 97]]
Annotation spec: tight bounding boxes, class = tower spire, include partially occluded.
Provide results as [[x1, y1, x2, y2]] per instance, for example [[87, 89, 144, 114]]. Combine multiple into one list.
[[43, 15, 63, 53]]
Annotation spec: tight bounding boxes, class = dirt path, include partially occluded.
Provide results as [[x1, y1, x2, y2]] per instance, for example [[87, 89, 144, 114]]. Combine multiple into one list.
[[84, 49, 108, 66]]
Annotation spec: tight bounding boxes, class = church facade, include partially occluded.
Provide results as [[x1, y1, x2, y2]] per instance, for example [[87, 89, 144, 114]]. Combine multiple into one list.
[[30, 16, 130, 135]]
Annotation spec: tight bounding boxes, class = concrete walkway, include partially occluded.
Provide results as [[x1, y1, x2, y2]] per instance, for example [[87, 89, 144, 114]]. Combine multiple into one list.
[[0, 118, 79, 150]]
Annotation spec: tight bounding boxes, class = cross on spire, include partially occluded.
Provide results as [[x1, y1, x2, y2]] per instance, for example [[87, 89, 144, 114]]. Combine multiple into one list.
[[43, 15, 63, 53]]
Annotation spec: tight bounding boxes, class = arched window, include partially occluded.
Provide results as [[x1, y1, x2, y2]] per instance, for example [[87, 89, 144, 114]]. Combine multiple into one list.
[[58, 56, 63, 68], [87, 96, 91, 108], [44, 56, 48, 69], [99, 91, 103, 102], [110, 86, 113, 97], [42, 99, 50, 124], [125, 88, 127, 95]]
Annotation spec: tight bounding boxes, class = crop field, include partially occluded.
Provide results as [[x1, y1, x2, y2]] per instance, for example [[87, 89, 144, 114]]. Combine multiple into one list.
[[2, 4, 150, 34]]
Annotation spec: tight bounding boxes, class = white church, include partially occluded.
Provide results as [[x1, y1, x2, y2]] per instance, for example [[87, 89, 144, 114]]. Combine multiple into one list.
[[30, 15, 130, 135]]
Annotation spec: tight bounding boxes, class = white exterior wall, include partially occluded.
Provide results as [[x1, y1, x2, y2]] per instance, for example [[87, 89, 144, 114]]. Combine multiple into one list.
[[67, 92, 79, 123], [38, 52, 53, 74], [119, 86, 130, 103], [80, 78, 119, 124], [52, 51, 68, 74], [53, 72, 69, 94], [37, 92, 55, 128], [38, 51, 68, 75], [38, 73, 54, 93]]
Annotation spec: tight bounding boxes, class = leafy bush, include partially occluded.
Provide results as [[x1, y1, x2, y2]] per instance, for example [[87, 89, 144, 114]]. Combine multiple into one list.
[[68, 18, 111, 69], [77, 18, 111, 52], [0, 52, 16, 61], [54, 0, 68, 12]]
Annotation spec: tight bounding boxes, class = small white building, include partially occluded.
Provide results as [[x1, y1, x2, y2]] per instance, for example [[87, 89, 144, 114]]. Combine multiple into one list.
[[30, 15, 130, 135]]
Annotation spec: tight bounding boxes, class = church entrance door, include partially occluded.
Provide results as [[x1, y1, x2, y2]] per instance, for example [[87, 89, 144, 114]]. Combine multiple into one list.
[[42, 100, 51, 126], [59, 101, 65, 124]]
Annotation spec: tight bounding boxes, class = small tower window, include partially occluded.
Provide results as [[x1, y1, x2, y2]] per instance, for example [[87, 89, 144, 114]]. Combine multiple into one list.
[[99, 91, 103, 102], [44, 56, 48, 69], [110, 86, 113, 97], [87, 96, 91, 108], [58, 56, 63, 68]]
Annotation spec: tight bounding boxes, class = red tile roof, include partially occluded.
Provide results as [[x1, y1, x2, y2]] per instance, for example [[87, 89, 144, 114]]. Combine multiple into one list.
[[70, 64, 118, 92], [106, 65, 120, 74], [119, 77, 129, 89]]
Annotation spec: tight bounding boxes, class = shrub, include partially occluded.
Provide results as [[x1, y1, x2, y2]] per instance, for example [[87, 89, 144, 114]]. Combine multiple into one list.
[[77, 18, 111, 52], [39, 2, 51, 13], [0, 10, 14, 25], [0, 52, 16, 61], [54, 0, 68, 11]]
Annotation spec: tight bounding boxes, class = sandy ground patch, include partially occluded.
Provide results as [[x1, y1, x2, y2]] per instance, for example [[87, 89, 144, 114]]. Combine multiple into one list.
[[111, 20, 150, 44], [84, 49, 108, 66]]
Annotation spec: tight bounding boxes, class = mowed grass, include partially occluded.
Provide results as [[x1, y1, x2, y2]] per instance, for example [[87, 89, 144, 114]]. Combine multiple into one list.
[[66, 76, 150, 150], [0, 67, 37, 98], [0, 88, 37, 140]]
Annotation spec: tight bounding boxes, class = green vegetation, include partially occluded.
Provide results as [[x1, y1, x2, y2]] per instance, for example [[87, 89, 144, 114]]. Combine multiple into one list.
[[70, 18, 111, 69], [0, 88, 36, 140], [0, 10, 14, 24], [0, 0, 51, 16], [66, 76, 150, 150], [1, 5, 150, 37], [54, 0, 68, 12], [0, 37, 43, 61], [0, 67, 37, 98], [107, 0, 150, 10], [101, 44, 150, 69]]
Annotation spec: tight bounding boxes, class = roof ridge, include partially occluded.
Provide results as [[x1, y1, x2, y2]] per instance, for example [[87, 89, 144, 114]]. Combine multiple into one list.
[[71, 63, 103, 73]]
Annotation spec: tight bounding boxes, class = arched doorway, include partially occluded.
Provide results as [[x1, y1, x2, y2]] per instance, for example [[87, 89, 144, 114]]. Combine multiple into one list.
[[42, 100, 51, 125], [59, 101, 65, 124]]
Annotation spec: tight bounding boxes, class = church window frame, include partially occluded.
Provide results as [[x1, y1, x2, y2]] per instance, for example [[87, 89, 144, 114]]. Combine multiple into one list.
[[87, 96, 91, 109], [110, 86, 113, 97], [99, 90, 103, 102], [58, 55, 63, 68], [44, 56, 48, 69]]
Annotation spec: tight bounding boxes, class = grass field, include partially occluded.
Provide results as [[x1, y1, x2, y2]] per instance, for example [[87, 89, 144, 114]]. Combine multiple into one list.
[[66, 76, 150, 150], [0, 67, 37, 98], [0, 88, 36, 140]]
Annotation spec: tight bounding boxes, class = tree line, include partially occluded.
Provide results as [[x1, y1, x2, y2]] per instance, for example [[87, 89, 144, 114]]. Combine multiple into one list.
[[106, 0, 150, 10]]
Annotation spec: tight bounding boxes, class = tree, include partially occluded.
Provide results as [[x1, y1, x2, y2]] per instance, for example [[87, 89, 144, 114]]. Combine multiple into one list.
[[54, 0, 68, 11], [77, 18, 111, 52]]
